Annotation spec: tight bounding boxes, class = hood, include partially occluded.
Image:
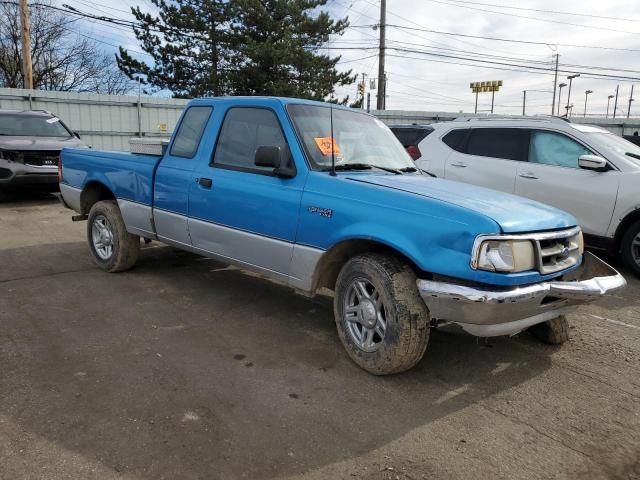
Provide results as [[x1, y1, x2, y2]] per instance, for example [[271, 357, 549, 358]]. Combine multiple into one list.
[[347, 174, 576, 233], [0, 136, 85, 151]]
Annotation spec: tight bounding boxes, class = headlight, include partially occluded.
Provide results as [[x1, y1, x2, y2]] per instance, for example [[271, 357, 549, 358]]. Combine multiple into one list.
[[473, 239, 536, 272]]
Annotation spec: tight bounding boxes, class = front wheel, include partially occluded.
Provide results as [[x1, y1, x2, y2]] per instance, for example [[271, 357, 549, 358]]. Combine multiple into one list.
[[529, 315, 569, 345], [333, 253, 430, 375], [87, 200, 140, 272], [621, 220, 640, 277]]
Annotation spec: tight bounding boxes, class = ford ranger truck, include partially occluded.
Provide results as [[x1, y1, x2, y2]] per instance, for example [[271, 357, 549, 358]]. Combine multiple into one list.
[[58, 97, 626, 375]]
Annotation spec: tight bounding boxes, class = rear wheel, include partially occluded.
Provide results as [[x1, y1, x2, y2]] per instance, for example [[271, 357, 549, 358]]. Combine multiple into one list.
[[87, 200, 139, 272], [529, 315, 569, 345], [334, 253, 430, 375], [621, 220, 640, 277]]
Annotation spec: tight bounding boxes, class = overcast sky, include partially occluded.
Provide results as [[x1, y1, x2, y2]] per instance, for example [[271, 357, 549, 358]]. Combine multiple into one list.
[[60, 0, 640, 116]]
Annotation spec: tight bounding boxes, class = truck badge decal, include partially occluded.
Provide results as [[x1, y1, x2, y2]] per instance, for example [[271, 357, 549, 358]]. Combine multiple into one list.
[[308, 206, 333, 218]]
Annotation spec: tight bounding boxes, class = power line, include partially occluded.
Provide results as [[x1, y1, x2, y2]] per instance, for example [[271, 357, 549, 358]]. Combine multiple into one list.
[[421, 0, 640, 36], [325, 45, 640, 81], [435, 0, 640, 23], [376, 24, 640, 54]]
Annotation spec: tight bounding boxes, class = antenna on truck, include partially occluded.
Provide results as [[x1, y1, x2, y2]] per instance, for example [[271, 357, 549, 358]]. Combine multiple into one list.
[[329, 103, 337, 176]]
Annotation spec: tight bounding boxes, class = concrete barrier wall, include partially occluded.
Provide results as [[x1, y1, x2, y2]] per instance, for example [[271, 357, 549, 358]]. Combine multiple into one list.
[[1, 88, 638, 151]]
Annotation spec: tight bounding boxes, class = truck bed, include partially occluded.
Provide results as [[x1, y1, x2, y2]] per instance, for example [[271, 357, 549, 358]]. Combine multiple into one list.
[[61, 148, 162, 205]]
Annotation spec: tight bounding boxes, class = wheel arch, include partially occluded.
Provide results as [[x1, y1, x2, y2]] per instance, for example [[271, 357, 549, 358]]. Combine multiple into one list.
[[311, 238, 425, 293], [80, 181, 116, 214], [613, 208, 640, 253]]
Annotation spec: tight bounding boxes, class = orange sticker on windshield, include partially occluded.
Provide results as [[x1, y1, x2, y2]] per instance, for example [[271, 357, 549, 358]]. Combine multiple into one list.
[[314, 137, 342, 156]]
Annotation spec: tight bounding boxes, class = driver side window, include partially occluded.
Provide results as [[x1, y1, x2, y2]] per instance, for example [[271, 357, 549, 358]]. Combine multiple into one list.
[[212, 107, 292, 173], [528, 130, 592, 168]]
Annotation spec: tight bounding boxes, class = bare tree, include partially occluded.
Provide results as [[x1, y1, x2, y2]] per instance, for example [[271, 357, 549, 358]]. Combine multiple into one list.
[[0, 0, 135, 94]]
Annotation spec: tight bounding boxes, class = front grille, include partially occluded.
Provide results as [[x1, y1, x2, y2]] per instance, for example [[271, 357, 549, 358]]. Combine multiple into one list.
[[3, 150, 60, 166], [21, 150, 60, 167], [534, 228, 582, 274]]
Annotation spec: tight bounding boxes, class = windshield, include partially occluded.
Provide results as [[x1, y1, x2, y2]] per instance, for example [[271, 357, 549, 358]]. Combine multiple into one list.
[[287, 104, 415, 171], [0, 114, 72, 137], [586, 131, 640, 167]]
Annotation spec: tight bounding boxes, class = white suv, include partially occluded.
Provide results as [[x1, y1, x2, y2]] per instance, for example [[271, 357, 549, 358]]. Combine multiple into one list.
[[409, 116, 640, 275]]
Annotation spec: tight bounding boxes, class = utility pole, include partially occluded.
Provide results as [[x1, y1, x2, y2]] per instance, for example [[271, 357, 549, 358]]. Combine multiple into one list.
[[613, 84, 619, 119], [607, 94, 614, 118], [522, 90, 527, 116], [19, 0, 33, 90], [366, 92, 371, 113], [491, 89, 495, 114], [551, 54, 559, 116], [376, 0, 386, 110], [628, 84, 635, 118], [583, 90, 593, 118]]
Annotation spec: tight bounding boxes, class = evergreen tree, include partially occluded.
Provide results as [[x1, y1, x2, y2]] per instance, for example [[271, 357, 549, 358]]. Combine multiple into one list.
[[117, 0, 237, 97], [117, 0, 355, 99], [230, 0, 355, 99]]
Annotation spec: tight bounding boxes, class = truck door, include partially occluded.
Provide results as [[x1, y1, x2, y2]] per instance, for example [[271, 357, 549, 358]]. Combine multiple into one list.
[[153, 105, 213, 245], [188, 105, 305, 277]]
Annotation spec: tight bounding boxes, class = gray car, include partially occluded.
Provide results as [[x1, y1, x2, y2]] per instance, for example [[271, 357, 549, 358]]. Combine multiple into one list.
[[0, 109, 86, 198]]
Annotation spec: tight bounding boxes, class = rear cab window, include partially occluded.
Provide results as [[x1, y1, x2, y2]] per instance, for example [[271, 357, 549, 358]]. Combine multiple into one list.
[[170, 106, 213, 158]]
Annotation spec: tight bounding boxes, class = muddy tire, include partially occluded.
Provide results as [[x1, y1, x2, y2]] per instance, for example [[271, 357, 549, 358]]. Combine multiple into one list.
[[621, 220, 640, 278], [334, 253, 430, 375], [87, 200, 139, 272], [529, 315, 569, 345]]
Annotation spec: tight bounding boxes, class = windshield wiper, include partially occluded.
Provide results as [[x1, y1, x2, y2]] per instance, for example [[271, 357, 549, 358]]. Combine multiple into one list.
[[626, 152, 640, 160], [324, 163, 405, 174]]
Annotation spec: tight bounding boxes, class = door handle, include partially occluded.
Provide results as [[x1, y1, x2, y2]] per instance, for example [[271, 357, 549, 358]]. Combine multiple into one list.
[[198, 177, 213, 188], [519, 172, 539, 180], [450, 162, 467, 168]]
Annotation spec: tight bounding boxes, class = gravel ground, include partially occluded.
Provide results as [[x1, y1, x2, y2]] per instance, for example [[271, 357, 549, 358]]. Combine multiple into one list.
[[1, 195, 639, 480]]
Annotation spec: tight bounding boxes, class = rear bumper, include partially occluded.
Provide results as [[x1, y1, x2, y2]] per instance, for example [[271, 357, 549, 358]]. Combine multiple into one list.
[[417, 252, 626, 337]]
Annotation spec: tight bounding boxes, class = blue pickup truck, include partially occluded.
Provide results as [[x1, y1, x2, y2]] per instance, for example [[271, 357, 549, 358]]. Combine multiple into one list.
[[59, 97, 626, 375]]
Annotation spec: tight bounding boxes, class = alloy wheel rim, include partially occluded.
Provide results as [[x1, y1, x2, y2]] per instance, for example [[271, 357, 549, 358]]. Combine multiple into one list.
[[343, 277, 388, 353], [91, 215, 114, 260], [632, 232, 640, 267]]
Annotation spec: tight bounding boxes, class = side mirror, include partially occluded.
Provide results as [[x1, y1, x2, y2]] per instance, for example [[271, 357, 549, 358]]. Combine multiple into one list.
[[578, 154, 608, 171], [255, 145, 281, 168], [254, 146, 296, 178]]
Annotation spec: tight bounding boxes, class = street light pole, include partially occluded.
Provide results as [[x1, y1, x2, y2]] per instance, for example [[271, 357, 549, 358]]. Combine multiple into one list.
[[628, 84, 635, 119], [557, 83, 567, 116], [583, 90, 593, 117], [565, 74, 580, 118], [607, 95, 614, 118], [522, 90, 527, 116]]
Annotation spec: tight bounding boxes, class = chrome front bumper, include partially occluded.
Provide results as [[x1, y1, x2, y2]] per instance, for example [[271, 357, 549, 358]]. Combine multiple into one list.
[[417, 252, 626, 337]]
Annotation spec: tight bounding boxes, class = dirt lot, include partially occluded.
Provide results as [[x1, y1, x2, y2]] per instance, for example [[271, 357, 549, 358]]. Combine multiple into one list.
[[1, 195, 639, 480]]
